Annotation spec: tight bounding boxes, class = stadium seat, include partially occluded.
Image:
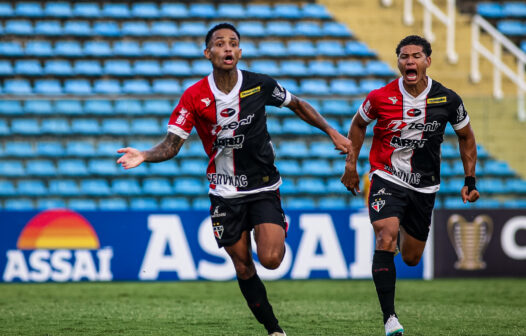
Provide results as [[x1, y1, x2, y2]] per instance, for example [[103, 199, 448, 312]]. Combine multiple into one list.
[[68, 199, 97, 210], [505, 178, 526, 194], [14, 59, 42, 76], [34, 79, 62, 95], [174, 178, 206, 195], [131, 3, 160, 18], [189, 3, 216, 18], [277, 160, 302, 176], [300, 79, 330, 95], [266, 118, 282, 134], [131, 118, 161, 135], [53, 40, 82, 57], [282, 118, 314, 134], [286, 197, 316, 209], [49, 179, 79, 196], [97, 140, 124, 157], [302, 3, 332, 19], [317, 40, 346, 57], [310, 141, 341, 158], [308, 60, 337, 76], [192, 60, 213, 76], [180, 160, 207, 175], [503, 2, 526, 17], [73, 3, 100, 17], [54, 99, 82, 115], [346, 41, 376, 56], [321, 99, 353, 115], [84, 41, 112, 57], [179, 21, 207, 36], [337, 60, 367, 76], [288, 40, 317, 57], [319, 197, 346, 209], [74, 60, 102, 76], [104, 60, 132, 76], [502, 199, 526, 208], [497, 21, 526, 36], [80, 179, 111, 196], [279, 178, 296, 195], [274, 4, 302, 19], [0, 41, 23, 56], [278, 141, 309, 158], [476, 3, 504, 19], [70, 119, 101, 135], [4, 79, 32, 94], [192, 197, 210, 210], [0, 101, 23, 115], [238, 21, 266, 37], [41, 118, 70, 134], [134, 60, 162, 76], [122, 21, 150, 36], [161, 197, 191, 210], [143, 177, 173, 195], [64, 79, 92, 95], [326, 178, 348, 194], [0, 120, 9, 135], [66, 140, 96, 156], [149, 160, 179, 175], [25, 100, 54, 115], [94, 79, 121, 94], [36, 141, 64, 157], [280, 60, 307, 77], [478, 178, 505, 194], [484, 160, 515, 176], [123, 79, 151, 94], [35, 20, 62, 35], [172, 41, 201, 58], [11, 119, 40, 135], [99, 198, 128, 210], [102, 119, 130, 135], [88, 159, 119, 175], [163, 60, 192, 76], [152, 79, 182, 95], [64, 20, 91, 36], [295, 21, 322, 37], [366, 61, 396, 76], [0, 161, 25, 176], [85, 100, 113, 115], [331, 79, 360, 95], [112, 178, 141, 195], [151, 21, 178, 36], [267, 21, 294, 36], [45, 60, 73, 76], [323, 22, 352, 37], [130, 198, 159, 210], [473, 198, 502, 209], [114, 100, 142, 115], [144, 100, 172, 115], [5, 19, 33, 34], [359, 79, 386, 93], [0, 3, 13, 17], [302, 160, 333, 176], [93, 21, 120, 37], [217, 4, 245, 18], [44, 2, 71, 17], [5, 198, 34, 210], [58, 159, 88, 176], [258, 41, 287, 57], [246, 4, 273, 19], [102, 3, 130, 18], [160, 3, 188, 18], [142, 41, 170, 57], [37, 198, 66, 210]]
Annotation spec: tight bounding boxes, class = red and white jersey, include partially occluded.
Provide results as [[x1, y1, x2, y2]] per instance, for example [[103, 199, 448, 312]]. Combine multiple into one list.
[[168, 69, 291, 198], [358, 77, 469, 193]]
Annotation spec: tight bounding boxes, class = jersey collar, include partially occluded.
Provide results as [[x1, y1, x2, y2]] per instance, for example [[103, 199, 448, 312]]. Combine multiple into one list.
[[207, 69, 243, 100], [398, 76, 432, 100]]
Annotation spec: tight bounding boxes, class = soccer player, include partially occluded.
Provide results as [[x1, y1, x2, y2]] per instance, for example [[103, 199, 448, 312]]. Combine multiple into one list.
[[117, 23, 351, 335], [341, 35, 479, 336]]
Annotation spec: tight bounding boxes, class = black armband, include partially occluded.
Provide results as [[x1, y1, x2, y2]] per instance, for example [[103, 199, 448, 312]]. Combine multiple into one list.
[[464, 176, 477, 193]]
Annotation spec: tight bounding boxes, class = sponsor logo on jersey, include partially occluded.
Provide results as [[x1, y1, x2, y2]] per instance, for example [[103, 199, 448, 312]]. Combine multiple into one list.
[[213, 135, 245, 149], [240, 86, 261, 98], [406, 108, 422, 117], [385, 165, 422, 184], [371, 198, 385, 212], [272, 83, 286, 101], [201, 98, 211, 107], [387, 120, 440, 132], [207, 173, 248, 187], [220, 108, 236, 118], [212, 222, 224, 239], [373, 188, 392, 196], [456, 103, 466, 122], [175, 108, 189, 125], [211, 114, 254, 136], [390, 136, 427, 149], [427, 96, 447, 104], [388, 96, 398, 104], [211, 206, 226, 218]]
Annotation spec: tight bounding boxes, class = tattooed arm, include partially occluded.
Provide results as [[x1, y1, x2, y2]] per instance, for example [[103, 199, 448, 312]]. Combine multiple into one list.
[[117, 132, 185, 169]]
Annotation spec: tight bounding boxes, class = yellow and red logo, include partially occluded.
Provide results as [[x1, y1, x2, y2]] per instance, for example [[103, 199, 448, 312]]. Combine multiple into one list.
[[17, 209, 100, 250]]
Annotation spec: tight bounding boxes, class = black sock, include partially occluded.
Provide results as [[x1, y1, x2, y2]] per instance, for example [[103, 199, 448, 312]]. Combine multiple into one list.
[[238, 273, 282, 333], [372, 250, 397, 324]]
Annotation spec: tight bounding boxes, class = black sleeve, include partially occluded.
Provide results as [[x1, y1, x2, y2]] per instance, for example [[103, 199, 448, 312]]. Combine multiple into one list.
[[262, 75, 291, 107], [448, 92, 469, 130]]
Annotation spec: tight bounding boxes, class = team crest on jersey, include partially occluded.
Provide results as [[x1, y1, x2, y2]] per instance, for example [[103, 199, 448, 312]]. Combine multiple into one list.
[[371, 198, 385, 212], [213, 222, 224, 239], [373, 188, 391, 196], [240, 86, 261, 98], [388, 96, 398, 104], [201, 98, 211, 107], [427, 96, 447, 104], [456, 103, 466, 122]]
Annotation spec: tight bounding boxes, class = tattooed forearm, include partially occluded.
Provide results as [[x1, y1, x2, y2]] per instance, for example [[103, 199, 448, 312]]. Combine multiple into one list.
[[143, 133, 185, 162]]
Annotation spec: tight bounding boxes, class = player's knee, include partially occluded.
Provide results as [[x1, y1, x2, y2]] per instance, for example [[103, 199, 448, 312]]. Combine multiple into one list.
[[402, 253, 421, 266], [259, 250, 283, 270], [233, 261, 256, 278]]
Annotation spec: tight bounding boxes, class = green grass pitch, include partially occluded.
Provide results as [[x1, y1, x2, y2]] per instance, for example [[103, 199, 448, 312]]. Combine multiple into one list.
[[0, 278, 524, 335]]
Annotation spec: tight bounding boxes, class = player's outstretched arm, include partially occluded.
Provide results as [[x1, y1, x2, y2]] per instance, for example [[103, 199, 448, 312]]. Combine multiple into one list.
[[287, 94, 351, 154], [456, 123, 480, 203], [117, 132, 185, 169], [341, 113, 368, 195]]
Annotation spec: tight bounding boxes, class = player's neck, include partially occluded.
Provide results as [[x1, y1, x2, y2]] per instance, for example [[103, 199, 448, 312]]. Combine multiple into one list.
[[402, 76, 428, 98], [212, 68, 238, 94]]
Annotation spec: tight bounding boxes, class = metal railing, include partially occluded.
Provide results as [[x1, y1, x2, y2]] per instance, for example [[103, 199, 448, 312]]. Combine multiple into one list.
[[382, 0, 458, 64], [471, 15, 526, 122]]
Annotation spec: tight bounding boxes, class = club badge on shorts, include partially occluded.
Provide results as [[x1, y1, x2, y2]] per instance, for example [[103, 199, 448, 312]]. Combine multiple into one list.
[[371, 198, 385, 212], [212, 222, 224, 239]]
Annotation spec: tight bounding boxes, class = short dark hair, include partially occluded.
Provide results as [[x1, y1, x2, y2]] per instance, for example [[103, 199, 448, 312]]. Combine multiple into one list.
[[396, 35, 432, 57], [205, 23, 240, 48]]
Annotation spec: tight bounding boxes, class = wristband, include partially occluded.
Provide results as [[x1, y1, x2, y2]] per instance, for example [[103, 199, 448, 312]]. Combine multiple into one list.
[[464, 176, 476, 193]]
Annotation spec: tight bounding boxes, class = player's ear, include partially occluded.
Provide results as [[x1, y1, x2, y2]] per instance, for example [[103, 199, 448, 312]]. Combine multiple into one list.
[[426, 56, 431, 67], [204, 47, 211, 60]]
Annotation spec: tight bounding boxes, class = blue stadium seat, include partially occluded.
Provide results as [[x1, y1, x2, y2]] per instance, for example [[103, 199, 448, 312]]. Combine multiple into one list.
[[98, 140, 123, 157], [143, 41, 170, 57], [174, 178, 207, 195], [53, 41, 82, 57], [274, 4, 302, 19], [319, 197, 346, 209], [130, 198, 159, 210], [258, 41, 287, 57], [506, 178, 526, 194], [144, 100, 172, 115], [302, 3, 331, 19], [0, 119, 9, 135], [186, 142, 207, 157], [93, 21, 120, 37], [104, 60, 132, 76], [300, 79, 330, 95], [310, 141, 340, 158], [280, 60, 307, 77], [503, 3, 526, 17], [478, 178, 505, 194], [0, 41, 23, 56], [278, 141, 309, 158], [282, 118, 314, 134], [295, 21, 322, 37], [323, 22, 352, 37], [152, 79, 182, 95], [189, 3, 216, 18], [277, 78, 300, 92], [278, 178, 296, 195], [58, 159, 88, 176], [182, 78, 202, 90], [85, 100, 113, 115], [440, 161, 454, 177], [44, 2, 72, 17], [64, 20, 91, 36], [179, 21, 207, 36], [54, 100, 81, 115], [24, 100, 52, 114], [473, 198, 502, 208], [45, 60, 73, 76], [0, 101, 22, 115], [131, 118, 161, 135], [476, 3, 504, 19], [84, 40, 112, 57], [151, 21, 177, 36], [266, 118, 282, 134], [163, 60, 192, 76], [11, 119, 39, 135], [484, 160, 515, 176], [49, 179, 79, 196], [102, 3, 130, 18], [102, 119, 130, 135], [366, 60, 396, 76], [36, 141, 64, 157], [331, 79, 360, 95], [68, 199, 97, 211], [346, 41, 376, 56], [286, 197, 316, 209], [360, 79, 386, 93], [238, 21, 266, 37], [308, 60, 337, 76], [217, 3, 245, 18], [4, 79, 31, 94], [192, 60, 213, 76], [302, 160, 333, 176], [0, 3, 13, 17], [81, 179, 111, 196], [122, 21, 150, 36], [172, 41, 200, 58], [14, 59, 42, 75], [64, 79, 92, 95], [192, 197, 210, 210], [114, 100, 142, 115], [99, 198, 128, 210], [5, 198, 34, 210], [134, 60, 162, 76], [288, 40, 316, 57], [94, 79, 121, 95], [246, 4, 273, 18], [66, 140, 96, 156], [326, 178, 348, 194], [37, 198, 66, 210], [180, 160, 207, 175], [267, 21, 294, 36], [161, 197, 191, 210], [143, 177, 173, 195], [35, 20, 62, 35], [317, 40, 346, 57], [497, 20, 526, 36], [149, 160, 179, 175], [88, 159, 119, 175], [237, 41, 257, 58], [160, 3, 188, 18], [502, 199, 526, 208], [74, 60, 102, 76], [41, 118, 70, 134], [0, 160, 25, 176], [321, 99, 353, 116], [112, 178, 141, 195], [73, 3, 100, 17], [5, 19, 33, 34], [71, 119, 100, 135], [123, 79, 151, 94], [131, 3, 159, 18], [277, 160, 302, 176], [34, 79, 62, 95]]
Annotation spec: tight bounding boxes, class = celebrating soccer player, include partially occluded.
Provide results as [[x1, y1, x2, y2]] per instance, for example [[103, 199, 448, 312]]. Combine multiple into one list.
[[341, 35, 479, 336], [117, 23, 351, 335]]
